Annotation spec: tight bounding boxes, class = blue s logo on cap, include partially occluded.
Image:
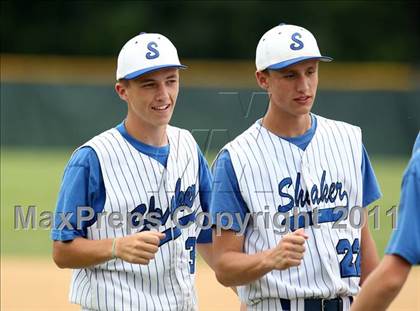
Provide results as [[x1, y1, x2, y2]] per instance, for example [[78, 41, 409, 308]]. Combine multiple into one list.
[[290, 32, 304, 50], [146, 42, 160, 59]]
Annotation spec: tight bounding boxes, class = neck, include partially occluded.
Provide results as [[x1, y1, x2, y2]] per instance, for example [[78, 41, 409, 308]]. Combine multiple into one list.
[[262, 105, 311, 137], [124, 115, 168, 147]]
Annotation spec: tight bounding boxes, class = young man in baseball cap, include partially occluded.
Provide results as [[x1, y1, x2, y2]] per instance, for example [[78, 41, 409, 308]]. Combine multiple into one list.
[[210, 24, 381, 310], [52, 32, 214, 311]]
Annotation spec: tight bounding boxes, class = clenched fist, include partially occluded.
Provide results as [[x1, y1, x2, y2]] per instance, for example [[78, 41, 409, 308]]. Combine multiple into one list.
[[114, 231, 165, 265], [264, 228, 308, 270]]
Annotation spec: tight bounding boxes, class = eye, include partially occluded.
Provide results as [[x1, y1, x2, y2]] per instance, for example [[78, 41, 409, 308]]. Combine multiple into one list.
[[307, 68, 316, 75], [283, 73, 295, 79], [166, 79, 177, 85], [141, 83, 155, 88]]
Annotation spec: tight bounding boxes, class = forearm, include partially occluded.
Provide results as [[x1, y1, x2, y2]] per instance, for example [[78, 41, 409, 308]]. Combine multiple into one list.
[[360, 223, 379, 284], [352, 255, 411, 311], [360, 234, 379, 285], [352, 270, 399, 310], [213, 229, 307, 287], [197, 243, 240, 295], [214, 250, 272, 287], [53, 237, 114, 268], [360, 244, 379, 284]]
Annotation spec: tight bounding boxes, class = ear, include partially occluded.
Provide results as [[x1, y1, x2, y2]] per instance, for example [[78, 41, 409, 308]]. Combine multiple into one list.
[[255, 71, 269, 90], [115, 81, 129, 101]]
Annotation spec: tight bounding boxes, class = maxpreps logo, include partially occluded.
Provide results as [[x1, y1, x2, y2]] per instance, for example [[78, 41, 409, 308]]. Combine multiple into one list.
[[278, 170, 350, 230], [129, 178, 196, 245]]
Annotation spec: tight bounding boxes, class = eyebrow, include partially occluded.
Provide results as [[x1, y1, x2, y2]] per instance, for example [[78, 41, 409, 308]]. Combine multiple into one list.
[[165, 74, 178, 80], [138, 74, 178, 84], [138, 78, 155, 84], [282, 66, 316, 74]]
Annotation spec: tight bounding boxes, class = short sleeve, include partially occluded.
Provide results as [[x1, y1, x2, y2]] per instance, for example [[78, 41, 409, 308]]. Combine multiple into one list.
[[361, 144, 382, 207], [51, 147, 105, 241], [386, 153, 420, 265], [196, 146, 213, 243], [210, 150, 249, 232]]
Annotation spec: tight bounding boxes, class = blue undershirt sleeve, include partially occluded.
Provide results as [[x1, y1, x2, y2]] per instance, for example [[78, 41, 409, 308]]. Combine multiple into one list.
[[386, 152, 420, 265], [210, 150, 249, 232], [196, 146, 213, 244], [51, 147, 105, 241], [361, 144, 382, 207]]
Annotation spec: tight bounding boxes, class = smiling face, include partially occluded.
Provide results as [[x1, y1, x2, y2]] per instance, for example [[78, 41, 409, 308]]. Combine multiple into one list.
[[115, 67, 179, 129], [256, 59, 319, 118]]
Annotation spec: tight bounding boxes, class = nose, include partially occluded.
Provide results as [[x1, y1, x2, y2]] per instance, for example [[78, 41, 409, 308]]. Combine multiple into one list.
[[296, 75, 310, 93], [155, 83, 170, 102]]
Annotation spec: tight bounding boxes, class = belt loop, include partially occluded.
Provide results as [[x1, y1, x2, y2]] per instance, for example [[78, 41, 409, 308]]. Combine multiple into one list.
[[280, 298, 291, 311]]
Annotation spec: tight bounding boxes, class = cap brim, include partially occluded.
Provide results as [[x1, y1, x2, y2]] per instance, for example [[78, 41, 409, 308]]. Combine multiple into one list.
[[123, 64, 187, 80], [266, 56, 333, 71]]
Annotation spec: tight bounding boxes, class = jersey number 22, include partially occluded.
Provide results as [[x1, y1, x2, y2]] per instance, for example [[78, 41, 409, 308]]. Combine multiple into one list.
[[336, 238, 361, 277]]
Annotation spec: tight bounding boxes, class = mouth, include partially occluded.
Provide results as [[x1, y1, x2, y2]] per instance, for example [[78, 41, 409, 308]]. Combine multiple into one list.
[[294, 95, 312, 105], [152, 104, 170, 111]]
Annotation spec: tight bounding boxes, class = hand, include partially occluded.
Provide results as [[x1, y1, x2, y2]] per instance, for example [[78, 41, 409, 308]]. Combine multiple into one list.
[[114, 231, 165, 265], [264, 228, 308, 270]]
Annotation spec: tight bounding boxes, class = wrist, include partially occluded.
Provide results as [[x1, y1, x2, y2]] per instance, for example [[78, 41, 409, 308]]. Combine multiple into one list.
[[111, 238, 119, 259], [260, 249, 275, 272]]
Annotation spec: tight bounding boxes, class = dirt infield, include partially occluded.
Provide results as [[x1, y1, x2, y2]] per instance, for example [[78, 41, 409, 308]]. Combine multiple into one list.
[[1, 257, 239, 311], [1, 257, 418, 310]]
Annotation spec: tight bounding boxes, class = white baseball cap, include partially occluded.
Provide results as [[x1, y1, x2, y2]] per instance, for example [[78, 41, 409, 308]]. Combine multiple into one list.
[[116, 32, 186, 80], [256, 24, 332, 71]]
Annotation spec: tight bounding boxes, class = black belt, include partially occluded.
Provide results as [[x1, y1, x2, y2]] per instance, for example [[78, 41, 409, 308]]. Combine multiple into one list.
[[280, 297, 353, 311]]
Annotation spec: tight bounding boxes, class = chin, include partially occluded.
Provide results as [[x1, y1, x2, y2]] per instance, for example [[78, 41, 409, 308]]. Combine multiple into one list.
[[292, 107, 312, 117], [155, 116, 173, 127], [298, 102, 314, 114]]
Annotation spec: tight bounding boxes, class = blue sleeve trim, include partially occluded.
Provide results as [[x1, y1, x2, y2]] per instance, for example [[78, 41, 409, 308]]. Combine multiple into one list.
[[197, 227, 212, 243], [51, 229, 84, 241], [197, 146, 213, 213], [51, 147, 105, 240], [211, 211, 243, 232], [196, 146, 213, 243], [385, 248, 418, 265], [385, 160, 420, 265], [361, 144, 382, 207], [210, 150, 249, 232]]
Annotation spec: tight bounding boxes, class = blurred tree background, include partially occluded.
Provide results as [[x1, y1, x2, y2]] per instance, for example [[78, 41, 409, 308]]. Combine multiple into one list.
[[1, 1, 419, 153], [1, 0, 419, 62]]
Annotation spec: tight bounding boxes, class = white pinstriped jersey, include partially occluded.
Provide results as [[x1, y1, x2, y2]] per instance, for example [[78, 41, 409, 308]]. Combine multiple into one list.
[[69, 126, 202, 311], [224, 115, 363, 309]]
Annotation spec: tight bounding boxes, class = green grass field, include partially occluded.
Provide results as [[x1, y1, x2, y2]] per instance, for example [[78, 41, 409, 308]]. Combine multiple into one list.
[[0, 148, 410, 257]]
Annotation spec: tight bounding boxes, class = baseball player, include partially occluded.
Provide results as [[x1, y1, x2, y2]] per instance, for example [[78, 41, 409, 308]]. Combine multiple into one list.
[[51, 32, 213, 311], [351, 132, 420, 311], [210, 24, 381, 311]]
